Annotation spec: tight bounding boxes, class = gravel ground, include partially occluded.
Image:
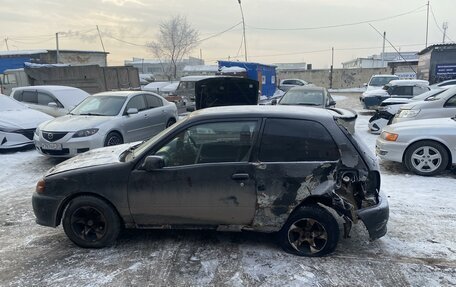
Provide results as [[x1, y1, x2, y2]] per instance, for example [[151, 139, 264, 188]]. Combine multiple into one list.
[[0, 93, 455, 286]]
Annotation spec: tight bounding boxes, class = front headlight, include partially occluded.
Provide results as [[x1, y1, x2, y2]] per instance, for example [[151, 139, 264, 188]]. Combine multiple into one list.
[[72, 128, 99, 138], [381, 131, 398, 141], [397, 109, 420, 118]]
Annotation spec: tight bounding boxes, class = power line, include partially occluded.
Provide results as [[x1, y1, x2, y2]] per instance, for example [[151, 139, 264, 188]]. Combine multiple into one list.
[[247, 4, 426, 31], [195, 22, 242, 43]]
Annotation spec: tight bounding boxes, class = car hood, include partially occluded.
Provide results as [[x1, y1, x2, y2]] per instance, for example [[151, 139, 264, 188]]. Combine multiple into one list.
[[388, 117, 456, 131], [46, 142, 138, 176], [399, 99, 442, 110], [0, 109, 53, 130], [381, 98, 411, 105], [40, 114, 115, 131]]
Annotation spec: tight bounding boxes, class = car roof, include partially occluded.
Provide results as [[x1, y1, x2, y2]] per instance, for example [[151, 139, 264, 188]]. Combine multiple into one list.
[[370, 74, 398, 78], [12, 85, 85, 92], [92, 91, 156, 97], [187, 105, 335, 122], [388, 79, 429, 86], [288, 86, 325, 92]]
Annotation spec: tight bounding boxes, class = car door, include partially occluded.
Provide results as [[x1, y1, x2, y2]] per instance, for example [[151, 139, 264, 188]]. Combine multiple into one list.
[[122, 95, 149, 142], [251, 118, 341, 229], [127, 120, 259, 226], [144, 94, 167, 135]]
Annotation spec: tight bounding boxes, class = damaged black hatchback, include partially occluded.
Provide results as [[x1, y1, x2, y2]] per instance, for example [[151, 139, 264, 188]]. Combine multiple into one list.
[[32, 105, 388, 256]]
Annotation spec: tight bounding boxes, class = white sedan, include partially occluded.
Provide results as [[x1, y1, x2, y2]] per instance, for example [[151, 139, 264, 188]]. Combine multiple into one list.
[[34, 91, 178, 157], [0, 95, 53, 149], [376, 117, 456, 176]]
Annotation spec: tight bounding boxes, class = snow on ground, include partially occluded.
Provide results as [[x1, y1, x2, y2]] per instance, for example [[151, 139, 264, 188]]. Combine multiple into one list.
[[0, 93, 455, 286]]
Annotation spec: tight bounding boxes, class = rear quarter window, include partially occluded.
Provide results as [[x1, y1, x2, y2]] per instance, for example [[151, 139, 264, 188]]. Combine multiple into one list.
[[259, 118, 339, 162]]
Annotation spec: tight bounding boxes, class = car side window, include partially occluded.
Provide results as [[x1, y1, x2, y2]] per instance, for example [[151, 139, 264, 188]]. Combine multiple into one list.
[[259, 118, 339, 162], [413, 86, 428, 96], [125, 95, 147, 112], [21, 90, 37, 104], [12, 90, 23, 101], [145, 94, 163, 109], [444, 95, 456, 107], [37, 92, 57, 106], [154, 121, 257, 167], [390, 86, 413, 96], [282, 80, 292, 85]]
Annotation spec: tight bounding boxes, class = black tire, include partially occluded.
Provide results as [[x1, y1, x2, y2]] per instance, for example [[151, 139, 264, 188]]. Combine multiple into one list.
[[166, 118, 176, 128], [62, 196, 121, 248], [278, 205, 339, 257], [104, 131, 123, 147], [404, 140, 449, 176]]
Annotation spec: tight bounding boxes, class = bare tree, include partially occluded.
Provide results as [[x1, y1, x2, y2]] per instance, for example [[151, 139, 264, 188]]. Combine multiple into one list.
[[148, 15, 199, 80]]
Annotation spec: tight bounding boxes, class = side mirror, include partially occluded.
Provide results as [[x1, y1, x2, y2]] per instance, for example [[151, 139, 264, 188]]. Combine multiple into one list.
[[186, 106, 195, 112], [271, 99, 278, 105], [363, 83, 368, 87], [329, 100, 336, 106], [141, 155, 164, 171], [127, 108, 138, 115], [48, 102, 58, 108]]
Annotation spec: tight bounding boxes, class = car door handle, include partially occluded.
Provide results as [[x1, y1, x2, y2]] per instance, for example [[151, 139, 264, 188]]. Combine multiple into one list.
[[231, 173, 250, 180]]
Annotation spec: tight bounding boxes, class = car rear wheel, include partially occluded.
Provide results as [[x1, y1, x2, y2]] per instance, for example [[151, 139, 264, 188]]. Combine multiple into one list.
[[404, 141, 449, 176], [104, 131, 123, 147], [62, 196, 121, 248], [278, 205, 339, 257]]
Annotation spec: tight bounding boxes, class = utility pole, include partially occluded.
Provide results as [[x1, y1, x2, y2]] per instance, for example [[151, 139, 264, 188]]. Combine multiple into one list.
[[442, 22, 448, 43], [55, 33, 60, 64], [425, 1, 430, 48], [96, 25, 106, 53], [381, 31, 386, 67], [330, 47, 334, 89], [4, 38, 9, 51], [237, 0, 248, 62]]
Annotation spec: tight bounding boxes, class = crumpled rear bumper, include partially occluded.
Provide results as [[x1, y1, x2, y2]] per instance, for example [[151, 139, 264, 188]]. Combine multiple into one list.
[[357, 190, 389, 240]]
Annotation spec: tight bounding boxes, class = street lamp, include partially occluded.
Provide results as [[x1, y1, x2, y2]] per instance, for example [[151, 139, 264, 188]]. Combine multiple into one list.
[[237, 0, 248, 62]]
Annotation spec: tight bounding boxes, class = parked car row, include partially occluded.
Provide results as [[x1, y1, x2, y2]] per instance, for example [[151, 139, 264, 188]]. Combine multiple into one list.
[[1, 85, 179, 157]]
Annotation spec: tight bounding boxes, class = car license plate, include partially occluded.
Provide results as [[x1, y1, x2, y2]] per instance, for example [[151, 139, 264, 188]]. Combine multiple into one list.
[[41, 143, 62, 150]]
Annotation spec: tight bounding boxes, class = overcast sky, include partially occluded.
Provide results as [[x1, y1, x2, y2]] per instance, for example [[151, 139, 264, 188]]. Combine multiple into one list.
[[0, 0, 454, 68]]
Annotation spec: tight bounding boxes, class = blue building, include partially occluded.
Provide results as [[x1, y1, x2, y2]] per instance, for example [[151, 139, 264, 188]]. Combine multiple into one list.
[[218, 61, 277, 97]]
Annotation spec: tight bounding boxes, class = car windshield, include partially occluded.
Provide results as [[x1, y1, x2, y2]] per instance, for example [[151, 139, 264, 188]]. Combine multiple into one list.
[[0, 95, 26, 111], [369, 76, 398, 87], [70, 95, 127, 116], [279, 89, 324, 106], [425, 87, 456, 101]]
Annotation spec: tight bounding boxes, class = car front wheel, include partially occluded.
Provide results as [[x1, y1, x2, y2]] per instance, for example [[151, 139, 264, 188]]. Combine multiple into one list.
[[278, 205, 339, 257], [104, 131, 123, 147], [62, 196, 121, 248], [404, 140, 449, 176]]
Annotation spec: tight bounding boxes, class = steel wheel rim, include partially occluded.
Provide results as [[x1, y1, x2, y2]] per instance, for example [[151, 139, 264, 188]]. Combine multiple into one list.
[[70, 206, 107, 242], [411, 146, 442, 173], [106, 135, 121, 146], [287, 218, 328, 254]]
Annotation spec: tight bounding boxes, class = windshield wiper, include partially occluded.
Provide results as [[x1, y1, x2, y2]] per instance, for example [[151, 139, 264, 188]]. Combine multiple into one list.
[[295, 103, 321, 106], [79, 112, 105, 116]]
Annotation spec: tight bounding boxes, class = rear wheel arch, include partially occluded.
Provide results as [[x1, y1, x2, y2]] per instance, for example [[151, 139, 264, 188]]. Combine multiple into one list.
[[56, 193, 124, 228]]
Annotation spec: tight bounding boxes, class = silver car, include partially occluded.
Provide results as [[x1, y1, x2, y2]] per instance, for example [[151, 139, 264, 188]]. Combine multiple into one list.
[[10, 85, 90, 117], [376, 117, 456, 176], [393, 86, 456, 124], [0, 95, 53, 149], [34, 91, 178, 157]]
